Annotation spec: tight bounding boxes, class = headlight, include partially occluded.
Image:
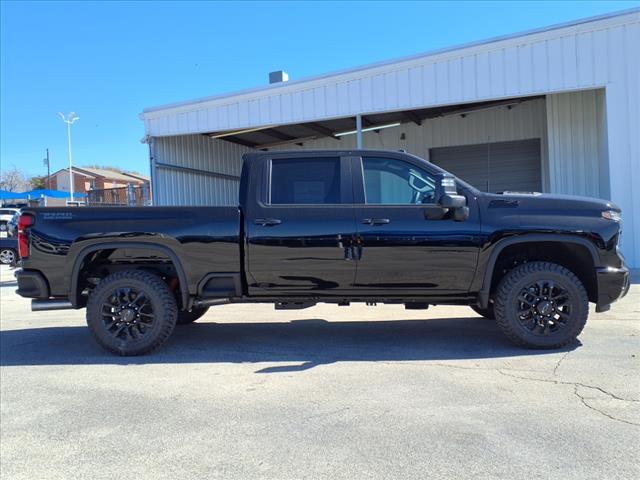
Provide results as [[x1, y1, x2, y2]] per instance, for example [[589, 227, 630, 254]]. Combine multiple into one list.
[[602, 210, 622, 222]]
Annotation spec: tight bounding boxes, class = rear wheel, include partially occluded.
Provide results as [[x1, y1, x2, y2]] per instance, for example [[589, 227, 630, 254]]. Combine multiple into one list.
[[470, 304, 495, 320], [494, 261, 588, 349], [176, 306, 209, 325], [86, 270, 178, 356]]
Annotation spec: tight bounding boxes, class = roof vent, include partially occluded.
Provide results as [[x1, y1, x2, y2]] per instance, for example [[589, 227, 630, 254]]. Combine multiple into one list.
[[269, 70, 289, 84]]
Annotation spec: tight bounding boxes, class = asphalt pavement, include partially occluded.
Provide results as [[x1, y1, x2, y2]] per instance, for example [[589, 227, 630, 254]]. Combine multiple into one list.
[[1, 264, 638, 479]]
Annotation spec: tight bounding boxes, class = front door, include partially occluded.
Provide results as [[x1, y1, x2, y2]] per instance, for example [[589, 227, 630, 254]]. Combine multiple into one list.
[[245, 154, 357, 296], [352, 155, 481, 295]]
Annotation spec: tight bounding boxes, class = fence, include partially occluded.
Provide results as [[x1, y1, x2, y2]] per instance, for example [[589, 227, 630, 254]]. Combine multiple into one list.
[[86, 184, 151, 207]]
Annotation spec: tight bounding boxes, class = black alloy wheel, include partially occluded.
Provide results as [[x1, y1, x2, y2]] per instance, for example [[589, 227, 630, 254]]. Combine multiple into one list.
[[515, 280, 572, 336], [86, 270, 178, 355], [101, 287, 156, 340], [494, 261, 588, 349]]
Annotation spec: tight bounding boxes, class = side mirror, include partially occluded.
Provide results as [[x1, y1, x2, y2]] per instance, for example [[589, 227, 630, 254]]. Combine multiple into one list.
[[428, 173, 469, 221], [440, 193, 466, 209], [453, 206, 470, 222]]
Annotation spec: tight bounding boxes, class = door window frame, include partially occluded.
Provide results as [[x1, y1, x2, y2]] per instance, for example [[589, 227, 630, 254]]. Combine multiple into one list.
[[350, 154, 443, 207], [257, 153, 354, 208]]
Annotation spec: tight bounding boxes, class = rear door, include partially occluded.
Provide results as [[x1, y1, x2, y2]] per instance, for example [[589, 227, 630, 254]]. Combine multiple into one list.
[[352, 154, 481, 294], [245, 153, 357, 296]]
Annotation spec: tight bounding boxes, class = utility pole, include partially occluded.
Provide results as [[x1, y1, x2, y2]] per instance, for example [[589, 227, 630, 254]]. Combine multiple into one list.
[[58, 112, 80, 202], [43, 149, 50, 189]]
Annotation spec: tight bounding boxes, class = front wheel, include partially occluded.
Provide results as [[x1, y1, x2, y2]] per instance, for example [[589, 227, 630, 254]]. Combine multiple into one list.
[[494, 262, 588, 349], [86, 270, 178, 356]]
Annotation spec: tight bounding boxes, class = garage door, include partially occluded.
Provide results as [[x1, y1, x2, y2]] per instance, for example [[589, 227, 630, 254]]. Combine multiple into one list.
[[429, 138, 542, 193]]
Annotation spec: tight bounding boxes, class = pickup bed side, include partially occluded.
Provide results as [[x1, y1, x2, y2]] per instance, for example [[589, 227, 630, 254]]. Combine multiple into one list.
[[18, 207, 242, 308]]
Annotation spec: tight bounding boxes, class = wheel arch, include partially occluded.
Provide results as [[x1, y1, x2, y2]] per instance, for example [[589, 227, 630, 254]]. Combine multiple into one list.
[[478, 234, 600, 308], [69, 242, 189, 309]]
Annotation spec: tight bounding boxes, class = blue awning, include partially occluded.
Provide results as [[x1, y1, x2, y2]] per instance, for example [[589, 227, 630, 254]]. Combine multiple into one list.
[[0, 189, 24, 200], [19, 189, 87, 199]]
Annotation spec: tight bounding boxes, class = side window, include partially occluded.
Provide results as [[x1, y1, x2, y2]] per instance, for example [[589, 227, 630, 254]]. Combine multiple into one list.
[[270, 157, 342, 204], [362, 157, 436, 205]]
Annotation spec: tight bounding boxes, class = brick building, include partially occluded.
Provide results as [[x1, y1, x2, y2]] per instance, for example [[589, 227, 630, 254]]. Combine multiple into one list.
[[49, 167, 150, 194]]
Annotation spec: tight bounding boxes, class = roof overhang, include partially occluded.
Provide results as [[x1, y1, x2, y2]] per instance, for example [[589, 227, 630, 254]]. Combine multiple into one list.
[[205, 97, 542, 150]]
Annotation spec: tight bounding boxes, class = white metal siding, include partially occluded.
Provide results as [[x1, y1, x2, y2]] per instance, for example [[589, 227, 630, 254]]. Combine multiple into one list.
[[546, 89, 609, 198], [605, 23, 640, 270], [152, 135, 253, 205]]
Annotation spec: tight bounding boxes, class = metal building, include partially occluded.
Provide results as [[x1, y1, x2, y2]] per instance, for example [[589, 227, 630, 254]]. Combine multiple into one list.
[[141, 9, 640, 267]]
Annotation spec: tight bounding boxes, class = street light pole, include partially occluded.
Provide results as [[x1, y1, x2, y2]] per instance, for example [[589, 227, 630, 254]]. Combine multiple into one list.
[[43, 148, 50, 189], [58, 112, 80, 203]]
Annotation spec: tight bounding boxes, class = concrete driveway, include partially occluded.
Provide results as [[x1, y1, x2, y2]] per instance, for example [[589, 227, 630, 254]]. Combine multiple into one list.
[[1, 264, 638, 479]]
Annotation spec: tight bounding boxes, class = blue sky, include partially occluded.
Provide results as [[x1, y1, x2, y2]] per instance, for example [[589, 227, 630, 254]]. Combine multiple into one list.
[[1, 0, 638, 178]]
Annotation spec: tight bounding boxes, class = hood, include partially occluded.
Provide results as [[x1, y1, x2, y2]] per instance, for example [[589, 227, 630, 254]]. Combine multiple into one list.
[[491, 191, 620, 213]]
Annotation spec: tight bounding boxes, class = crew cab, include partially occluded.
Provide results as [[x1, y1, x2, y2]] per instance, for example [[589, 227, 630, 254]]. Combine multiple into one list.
[[14, 150, 629, 355]]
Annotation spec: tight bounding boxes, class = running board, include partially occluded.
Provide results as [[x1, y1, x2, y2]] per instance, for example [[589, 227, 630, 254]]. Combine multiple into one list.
[[31, 299, 74, 311]]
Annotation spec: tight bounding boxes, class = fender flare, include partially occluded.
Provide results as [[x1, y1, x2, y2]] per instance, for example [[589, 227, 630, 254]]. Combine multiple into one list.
[[69, 241, 189, 309], [477, 233, 601, 308]]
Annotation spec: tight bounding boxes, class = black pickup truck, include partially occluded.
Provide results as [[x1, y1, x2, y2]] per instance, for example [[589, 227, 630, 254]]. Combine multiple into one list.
[[14, 150, 629, 355]]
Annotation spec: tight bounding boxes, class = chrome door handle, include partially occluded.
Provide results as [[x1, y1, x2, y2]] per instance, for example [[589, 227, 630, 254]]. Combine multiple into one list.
[[361, 218, 390, 225], [254, 218, 282, 226]]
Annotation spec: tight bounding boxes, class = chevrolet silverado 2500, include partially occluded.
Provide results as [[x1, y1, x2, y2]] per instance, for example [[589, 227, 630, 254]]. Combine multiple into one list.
[[14, 150, 629, 355]]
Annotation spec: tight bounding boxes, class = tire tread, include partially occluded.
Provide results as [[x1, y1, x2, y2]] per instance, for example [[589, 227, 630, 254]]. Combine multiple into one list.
[[494, 261, 588, 349], [86, 270, 177, 355]]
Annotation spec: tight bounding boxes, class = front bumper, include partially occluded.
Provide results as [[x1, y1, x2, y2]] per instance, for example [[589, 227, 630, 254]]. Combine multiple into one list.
[[595, 266, 630, 312], [14, 268, 50, 299]]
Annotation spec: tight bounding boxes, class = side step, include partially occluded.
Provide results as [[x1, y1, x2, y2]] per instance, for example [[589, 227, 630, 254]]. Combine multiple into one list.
[[275, 301, 316, 310], [31, 299, 74, 311]]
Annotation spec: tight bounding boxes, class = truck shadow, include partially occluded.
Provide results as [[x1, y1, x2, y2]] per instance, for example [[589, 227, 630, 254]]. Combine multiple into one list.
[[0, 317, 577, 370]]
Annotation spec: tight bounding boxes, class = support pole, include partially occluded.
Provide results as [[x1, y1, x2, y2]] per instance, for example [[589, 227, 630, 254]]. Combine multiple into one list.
[[67, 122, 74, 203], [356, 114, 363, 149], [46, 149, 50, 189]]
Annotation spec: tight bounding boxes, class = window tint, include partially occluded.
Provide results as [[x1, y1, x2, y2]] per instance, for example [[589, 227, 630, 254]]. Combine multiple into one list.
[[270, 157, 342, 204], [363, 157, 436, 205]]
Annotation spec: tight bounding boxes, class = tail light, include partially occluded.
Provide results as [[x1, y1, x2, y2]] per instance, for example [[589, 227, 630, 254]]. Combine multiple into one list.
[[17, 214, 34, 259]]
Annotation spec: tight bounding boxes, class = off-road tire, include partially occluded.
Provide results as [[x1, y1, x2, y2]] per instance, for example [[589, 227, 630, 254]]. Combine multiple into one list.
[[470, 304, 495, 320], [176, 306, 209, 325], [494, 261, 588, 349], [86, 270, 178, 355]]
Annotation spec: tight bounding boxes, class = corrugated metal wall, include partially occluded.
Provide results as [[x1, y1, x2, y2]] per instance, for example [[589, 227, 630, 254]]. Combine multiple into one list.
[[152, 135, 253, 205], [546, 89, 609, 199]]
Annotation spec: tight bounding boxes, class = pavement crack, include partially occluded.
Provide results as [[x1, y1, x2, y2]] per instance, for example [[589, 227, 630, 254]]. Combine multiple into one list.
[[553, 350, 571, 376], [498, 370, 640, 403], [573, 385, 640, 427]]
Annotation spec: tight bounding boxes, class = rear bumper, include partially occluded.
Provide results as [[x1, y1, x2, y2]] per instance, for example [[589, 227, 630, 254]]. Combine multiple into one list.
[[595, 266, 630, 312], [14, 268, 50, 299]]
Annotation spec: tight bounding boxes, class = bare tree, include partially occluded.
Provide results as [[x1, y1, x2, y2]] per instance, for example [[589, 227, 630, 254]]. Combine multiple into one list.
[[0, 166, 31, 192]]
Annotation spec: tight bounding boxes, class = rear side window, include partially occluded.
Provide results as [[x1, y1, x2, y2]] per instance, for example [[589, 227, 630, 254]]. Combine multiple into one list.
[[270, 157, 342, 204]]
